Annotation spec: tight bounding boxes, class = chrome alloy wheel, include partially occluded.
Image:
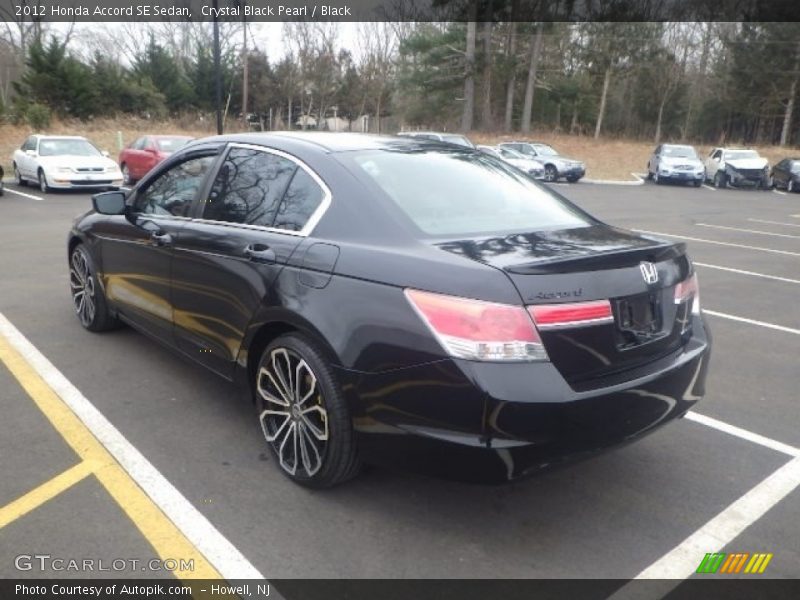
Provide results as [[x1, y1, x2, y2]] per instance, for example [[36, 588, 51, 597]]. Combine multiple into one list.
[[258, 347, 329, 478], [70, 249, 96, 327]]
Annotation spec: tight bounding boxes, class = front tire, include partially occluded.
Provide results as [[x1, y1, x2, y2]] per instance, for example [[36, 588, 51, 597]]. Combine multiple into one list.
[[14, 163, 26, 186], [69, 244, 119, 332], [789, 180, 796, 193], [38, 169, 50, 194], [255, 333, 361, 488], [714, 171, 727, 189]]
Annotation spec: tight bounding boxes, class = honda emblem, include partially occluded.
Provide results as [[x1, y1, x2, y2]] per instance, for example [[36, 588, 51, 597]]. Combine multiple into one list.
[[640, 262, 659, 285]]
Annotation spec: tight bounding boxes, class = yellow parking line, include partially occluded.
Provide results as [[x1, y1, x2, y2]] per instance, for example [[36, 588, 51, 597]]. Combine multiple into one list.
[[0, 462, 93, 529], [0, 334, 221, 580]]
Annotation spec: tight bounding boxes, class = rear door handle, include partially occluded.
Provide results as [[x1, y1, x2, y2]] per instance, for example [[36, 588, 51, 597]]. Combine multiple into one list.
[[150, 231, 173, 246], [244, 243, 276, 263]]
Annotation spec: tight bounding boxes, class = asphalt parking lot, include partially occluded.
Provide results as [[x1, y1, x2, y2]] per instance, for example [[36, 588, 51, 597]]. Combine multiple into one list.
[[0, 179, 798, 591]]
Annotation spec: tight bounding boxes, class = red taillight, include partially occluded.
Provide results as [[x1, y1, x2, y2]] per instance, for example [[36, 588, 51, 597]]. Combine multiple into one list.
[[674, 273, 701, 315], [528, 300, 613, 330], [405, 289, 547, 362]]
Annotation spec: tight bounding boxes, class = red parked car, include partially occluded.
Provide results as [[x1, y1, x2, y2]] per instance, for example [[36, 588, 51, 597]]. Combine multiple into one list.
[[118, 135, 193, 185]]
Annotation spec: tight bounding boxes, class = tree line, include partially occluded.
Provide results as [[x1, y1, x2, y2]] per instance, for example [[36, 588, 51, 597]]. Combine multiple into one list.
[[0, 20, 798, 146]]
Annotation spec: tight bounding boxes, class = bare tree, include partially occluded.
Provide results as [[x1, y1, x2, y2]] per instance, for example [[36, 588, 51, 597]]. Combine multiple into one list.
[[521, 23, 544, 134], [461, 18, 477, 132]]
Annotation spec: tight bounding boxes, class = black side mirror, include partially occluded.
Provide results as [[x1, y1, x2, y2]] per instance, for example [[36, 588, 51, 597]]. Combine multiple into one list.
[[93, 191, 127, 215]]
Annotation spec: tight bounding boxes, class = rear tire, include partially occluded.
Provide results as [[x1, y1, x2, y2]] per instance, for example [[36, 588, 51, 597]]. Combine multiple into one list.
[[693, 179, 702, 187], [69, 244, 120, 332], [544, 164, 558, 182], [255, 333, 361, 488]]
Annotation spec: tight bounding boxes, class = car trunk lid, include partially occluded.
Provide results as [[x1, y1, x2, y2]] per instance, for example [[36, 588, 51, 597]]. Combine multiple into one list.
[[435, 226, 694, 385]]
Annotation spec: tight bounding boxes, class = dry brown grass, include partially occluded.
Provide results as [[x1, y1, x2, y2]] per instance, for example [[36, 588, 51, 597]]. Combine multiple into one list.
[[472, 131, 800, 180], [3, 117, 798, 181]]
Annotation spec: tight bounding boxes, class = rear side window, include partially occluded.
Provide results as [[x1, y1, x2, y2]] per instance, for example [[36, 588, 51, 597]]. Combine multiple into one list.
[[273, 169, 325, 232], [350, 150, 591, 237], [203, 148, 296, 227]]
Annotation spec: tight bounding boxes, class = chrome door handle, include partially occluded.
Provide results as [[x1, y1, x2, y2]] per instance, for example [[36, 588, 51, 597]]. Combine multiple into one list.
[[244, 243, 276, 263]]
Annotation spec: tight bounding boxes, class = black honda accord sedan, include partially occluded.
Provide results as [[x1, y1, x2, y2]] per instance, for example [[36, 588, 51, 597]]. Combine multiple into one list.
[[68, 132, 710, 487]]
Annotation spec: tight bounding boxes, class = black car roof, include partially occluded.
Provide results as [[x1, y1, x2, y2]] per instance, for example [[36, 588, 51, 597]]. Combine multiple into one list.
[[184, 131, 457, 153]]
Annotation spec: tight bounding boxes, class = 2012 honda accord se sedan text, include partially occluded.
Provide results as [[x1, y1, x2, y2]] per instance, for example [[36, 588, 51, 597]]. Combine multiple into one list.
[[67, 132, 711, 487]]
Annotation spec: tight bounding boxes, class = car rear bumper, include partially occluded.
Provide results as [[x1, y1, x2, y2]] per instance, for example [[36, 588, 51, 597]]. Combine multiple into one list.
[[338, 317, 711, 483]]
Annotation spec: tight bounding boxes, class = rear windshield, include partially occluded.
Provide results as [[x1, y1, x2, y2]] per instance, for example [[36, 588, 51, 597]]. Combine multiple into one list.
[[441, 135, 474, 148], [350, 150, 592, 236], [156, 137, 191, 153]]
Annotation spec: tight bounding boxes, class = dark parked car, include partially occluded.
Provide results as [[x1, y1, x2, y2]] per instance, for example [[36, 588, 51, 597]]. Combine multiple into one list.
[[69, 132, 710, 487], [770, 158, 800, 193]]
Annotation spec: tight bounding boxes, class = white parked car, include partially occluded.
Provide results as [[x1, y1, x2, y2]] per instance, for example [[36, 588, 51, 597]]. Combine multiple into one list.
[[12, 135, 124, 194], [647, 144, 705, 187], [477, 145, 545, 179], [704, 147, 770, 189]]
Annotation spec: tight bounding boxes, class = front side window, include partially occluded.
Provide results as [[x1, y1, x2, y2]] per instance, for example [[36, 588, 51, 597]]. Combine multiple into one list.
[[350, 149, 592, 237], [203, 148, 296, 227], [134, 156, 215, 217], [131, 137, 146, 150], [22, 137, 35, 151]]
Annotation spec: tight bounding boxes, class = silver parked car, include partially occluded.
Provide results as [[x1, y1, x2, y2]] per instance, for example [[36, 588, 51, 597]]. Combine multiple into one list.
[[498, 141, 585, 183], [477, 145, 545, 180], [647, 144, 705, 187], [396, 131, 475, 148]]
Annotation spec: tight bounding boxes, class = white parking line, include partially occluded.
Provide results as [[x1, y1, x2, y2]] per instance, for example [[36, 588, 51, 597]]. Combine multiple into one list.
[[685, 412, 800, 458], [5, 188, 44, 201], [704, 309, 800, 336], [694, 262, 800, 285], [695, 223, 800, 240], [606, 414, 800, 592], [631, 457, 800, 580], [0, 312, 264, 580], [701, 184, 717, 192], [747, 218, 800, 229], [633, 230, 800, 257], [773, 189, 787, 196]]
